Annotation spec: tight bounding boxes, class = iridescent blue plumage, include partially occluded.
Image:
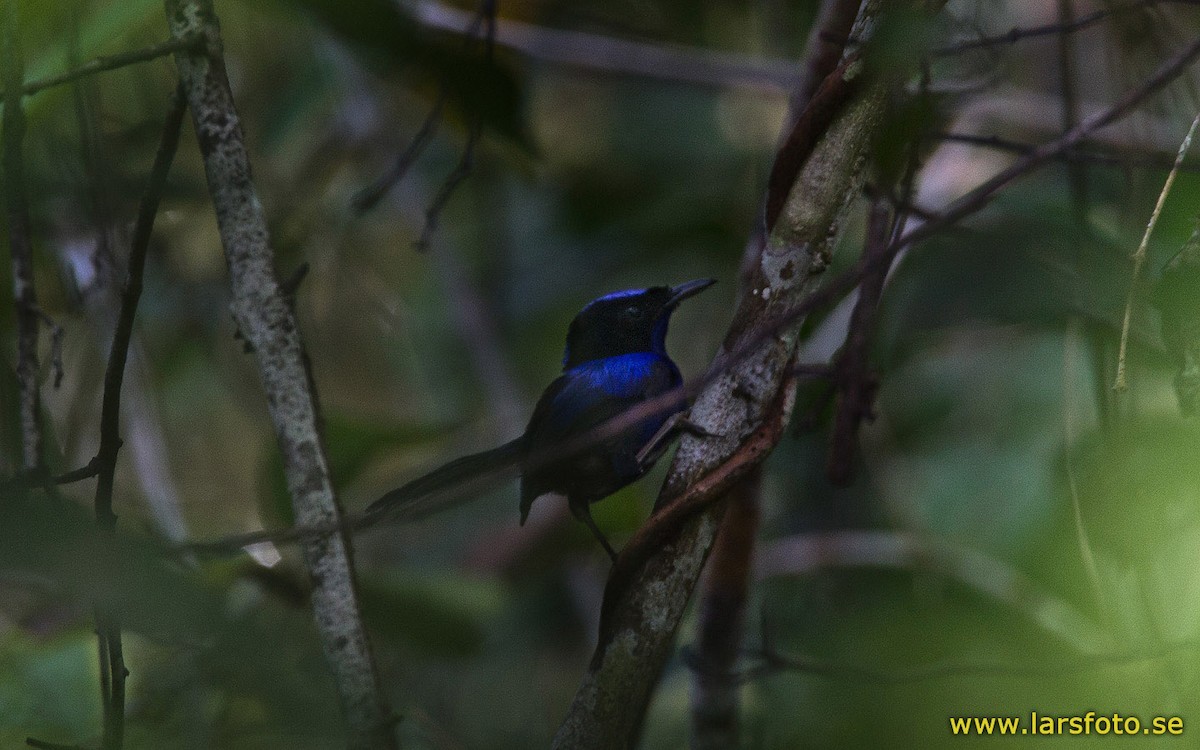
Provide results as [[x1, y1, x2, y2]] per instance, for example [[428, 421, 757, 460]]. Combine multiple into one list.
[[367, 279, 715, 561]]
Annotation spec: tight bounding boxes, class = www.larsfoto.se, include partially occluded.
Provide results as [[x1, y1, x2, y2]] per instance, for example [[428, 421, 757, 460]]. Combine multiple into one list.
[[949, 713, 1184, 736]]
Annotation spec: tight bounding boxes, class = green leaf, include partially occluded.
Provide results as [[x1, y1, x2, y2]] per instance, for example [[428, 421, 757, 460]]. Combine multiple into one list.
[[250, 0, 529, 147], [258, 414, 456, 527], [358, 569, 504, 656]]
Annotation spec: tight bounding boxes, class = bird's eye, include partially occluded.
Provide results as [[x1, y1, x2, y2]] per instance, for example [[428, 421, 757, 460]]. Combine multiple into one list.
[[625, 305, 644, 319]]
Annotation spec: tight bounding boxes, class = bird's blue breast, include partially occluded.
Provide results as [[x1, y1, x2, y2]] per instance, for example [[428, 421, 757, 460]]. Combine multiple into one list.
[[522, 352, 682, 502], [531, 352, 683, 445], [569, 352, 678, 400]]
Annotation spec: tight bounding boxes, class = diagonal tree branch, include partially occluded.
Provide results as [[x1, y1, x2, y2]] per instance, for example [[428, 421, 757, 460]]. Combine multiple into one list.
[[163, 2, 395, 748], [688, 467, 761, 750], [897, 34, 1200, 254], [550, 2, 917, 747], [930, 0, 1199, 58]]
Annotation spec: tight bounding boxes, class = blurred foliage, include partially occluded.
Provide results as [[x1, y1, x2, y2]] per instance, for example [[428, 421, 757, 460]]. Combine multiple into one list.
[[3, 0, 1200, 748]]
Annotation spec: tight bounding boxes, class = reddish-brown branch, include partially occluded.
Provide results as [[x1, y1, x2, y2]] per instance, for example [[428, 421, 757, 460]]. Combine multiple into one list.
[[826, 200, 889, 484], [600, 373, 794, 642], [765, 53, 862, 232], [689, 467, 762, 749]]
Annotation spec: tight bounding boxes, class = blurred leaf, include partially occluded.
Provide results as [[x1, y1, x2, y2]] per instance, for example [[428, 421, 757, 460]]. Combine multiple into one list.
[[0, 630, 99, 746], [0, 489, 226, 641], [1068, 418, 1200, 562], [874, 330, 1067, 554], [258, 414, 456, 526], [252, 0, 529, 147], [877, 184, 1137, 367], [358, 569, 504, 656]]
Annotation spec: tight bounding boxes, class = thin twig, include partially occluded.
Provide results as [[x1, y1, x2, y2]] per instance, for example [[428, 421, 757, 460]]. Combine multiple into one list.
[[930, 0, 1199, 58], [690, 468, 762, 749], [53, 461, 101, 484], [1113, 111, 1200, 391], [25, 739, 90, 750], [894, 35, 1200, 260], [414, 0, 496, 252], [0, 34, 202, 105], [932, 131, 1200, 173], [747, 639, 1200, 684], [826, 200, 889, 484], [94, 83, 187, 526], [2, 0, 42, 474], [91, 83, 187, 750], [415, 116, 479, 251], [414, 0, 799, 93], [351, 93, 445, 214], [356, 0, 494, 224], [1056, 0, 1089, 223]]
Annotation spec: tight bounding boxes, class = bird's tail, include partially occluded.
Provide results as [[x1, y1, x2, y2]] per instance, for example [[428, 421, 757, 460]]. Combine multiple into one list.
[[360, 437, 525, 528]]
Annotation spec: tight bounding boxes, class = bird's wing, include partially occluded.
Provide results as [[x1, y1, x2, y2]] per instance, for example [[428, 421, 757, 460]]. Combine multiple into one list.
[[524, 355, 679, 442]]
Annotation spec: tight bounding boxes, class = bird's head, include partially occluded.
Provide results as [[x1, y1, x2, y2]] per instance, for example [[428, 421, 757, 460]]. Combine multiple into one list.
[[562, 278, 716, 368]]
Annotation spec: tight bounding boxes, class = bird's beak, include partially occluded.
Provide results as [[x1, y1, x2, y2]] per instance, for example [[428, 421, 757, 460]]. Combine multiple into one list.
[[667, 278, 717, 307]]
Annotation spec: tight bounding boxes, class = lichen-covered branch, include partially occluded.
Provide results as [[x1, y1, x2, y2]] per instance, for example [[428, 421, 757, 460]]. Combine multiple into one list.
[[162, 2, 394, 747], [1, 0, 42, 474], [550, 2, 904, 747]]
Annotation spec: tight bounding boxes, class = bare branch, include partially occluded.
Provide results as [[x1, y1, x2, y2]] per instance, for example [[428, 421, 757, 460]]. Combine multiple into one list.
[[931, 131, 1200, 172], [689, 468, 761, 750], [2, 0, 41, 474], [414, 0, 799, 93], [0, 34, 202, 105], [94, 84, 186, 526], [930, 0, 1200, 58], [164, 3, 395, 747], [894, 34, 1200, 257], [88, 76, 187, 750], [826, 200, 889, 484], [414, 0, 495, 252], [1114, 111, 1200, 392], [351, 92, 445, 214]]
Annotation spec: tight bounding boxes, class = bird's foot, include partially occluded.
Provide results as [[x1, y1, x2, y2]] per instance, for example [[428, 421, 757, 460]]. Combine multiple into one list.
[[675, 417, 720, 439], [635, 413, 721, 468]]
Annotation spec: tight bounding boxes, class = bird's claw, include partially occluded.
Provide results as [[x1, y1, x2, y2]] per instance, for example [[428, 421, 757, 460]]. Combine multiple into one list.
[[675, 417, 720, 439]]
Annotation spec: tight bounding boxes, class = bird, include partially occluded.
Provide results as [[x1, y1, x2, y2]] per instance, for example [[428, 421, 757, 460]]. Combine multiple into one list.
[[363, 278, 716, 561]]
